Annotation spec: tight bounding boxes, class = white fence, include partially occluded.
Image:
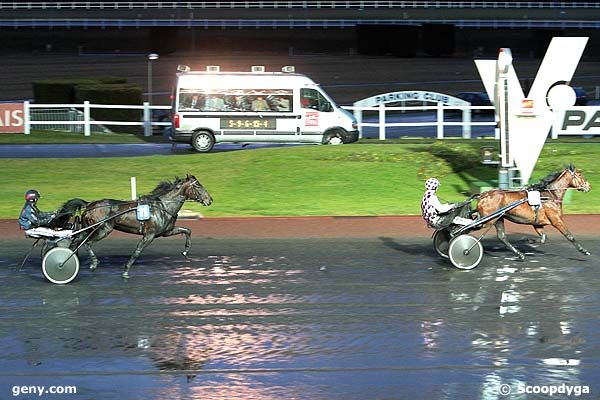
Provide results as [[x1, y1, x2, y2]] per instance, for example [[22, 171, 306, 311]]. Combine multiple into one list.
[[6, 19, 600, 29], [2, 2, 599, 9], [25, 101, 171, 136], [25, 101, 497, 139], [346, 104, 496, 139]]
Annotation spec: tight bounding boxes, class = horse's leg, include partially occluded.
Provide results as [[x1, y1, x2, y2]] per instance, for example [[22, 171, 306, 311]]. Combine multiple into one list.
[[547, 215, 591, 255], [533, 226, 547, 244], [79, 223, 114, 271], [84, 243, 99, 271], [162, 226, 192, 257], [122, 233, 156, 278], [495, 219, 525, 260]]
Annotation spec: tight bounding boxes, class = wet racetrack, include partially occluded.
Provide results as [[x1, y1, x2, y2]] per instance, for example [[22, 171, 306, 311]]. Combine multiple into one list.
[[1, 236, 599, 399]]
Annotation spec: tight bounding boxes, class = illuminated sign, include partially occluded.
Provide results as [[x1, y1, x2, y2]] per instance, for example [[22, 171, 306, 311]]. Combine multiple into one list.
[[476, 37, 589, 183], [221, 118, 276, 130], [353, 91, 469, 107]]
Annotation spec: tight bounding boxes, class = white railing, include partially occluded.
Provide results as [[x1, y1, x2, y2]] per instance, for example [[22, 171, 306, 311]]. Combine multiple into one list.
[[25, 101, 496, 139], [4, 19, 598, 29], [0, 0, 600, 10], [344, 104, 496, 139], [1, 2, 599, 9], [25, 101, 171, 136]]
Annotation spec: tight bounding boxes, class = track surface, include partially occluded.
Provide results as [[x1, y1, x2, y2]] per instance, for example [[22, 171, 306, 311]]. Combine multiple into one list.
[[1, 234, 598, 399]]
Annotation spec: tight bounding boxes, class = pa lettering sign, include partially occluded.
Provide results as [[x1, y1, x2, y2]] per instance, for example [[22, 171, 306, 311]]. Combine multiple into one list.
[[0, 103, 25, 133], [555, 107, 600, 135]]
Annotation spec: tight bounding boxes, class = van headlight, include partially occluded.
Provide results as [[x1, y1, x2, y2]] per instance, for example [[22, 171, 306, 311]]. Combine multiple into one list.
[[352, 121, 358, 130]]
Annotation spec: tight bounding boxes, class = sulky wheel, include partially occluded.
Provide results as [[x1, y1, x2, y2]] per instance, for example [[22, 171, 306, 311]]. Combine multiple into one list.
[[448, 234, 484, 270], [41, 238, 71, 258], [42, 247, 80, 284], [433, 229, 451, 259]]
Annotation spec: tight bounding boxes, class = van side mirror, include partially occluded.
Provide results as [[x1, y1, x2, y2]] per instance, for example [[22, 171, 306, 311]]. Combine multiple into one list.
[[322, 103, 333, 112]]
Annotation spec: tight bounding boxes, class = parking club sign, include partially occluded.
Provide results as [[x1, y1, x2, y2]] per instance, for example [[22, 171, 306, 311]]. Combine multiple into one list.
[[0, 103, 24, 133]]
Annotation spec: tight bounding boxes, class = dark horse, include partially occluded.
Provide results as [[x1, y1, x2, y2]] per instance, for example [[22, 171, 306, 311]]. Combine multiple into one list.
[[62, 174, 213, 278], [476, 164, 591, 260]]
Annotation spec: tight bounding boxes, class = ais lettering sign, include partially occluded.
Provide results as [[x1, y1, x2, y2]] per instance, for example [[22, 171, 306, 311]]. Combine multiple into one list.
[[0, 103, 24, 133]]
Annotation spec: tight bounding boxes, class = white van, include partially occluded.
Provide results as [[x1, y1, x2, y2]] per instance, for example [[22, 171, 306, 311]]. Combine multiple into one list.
[[169, 66, 359, 152]]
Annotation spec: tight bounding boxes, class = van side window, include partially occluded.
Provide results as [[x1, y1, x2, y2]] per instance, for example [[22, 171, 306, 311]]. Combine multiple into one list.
[[300, 88, 333, 112], [178, 89, 293, 113]]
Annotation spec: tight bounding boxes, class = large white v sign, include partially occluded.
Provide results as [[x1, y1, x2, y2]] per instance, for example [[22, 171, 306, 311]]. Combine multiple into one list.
[[475, 37, 588, 184]]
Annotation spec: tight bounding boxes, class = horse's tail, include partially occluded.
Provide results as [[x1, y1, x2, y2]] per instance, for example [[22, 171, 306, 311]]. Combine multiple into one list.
[[50, 198, 89, 229]]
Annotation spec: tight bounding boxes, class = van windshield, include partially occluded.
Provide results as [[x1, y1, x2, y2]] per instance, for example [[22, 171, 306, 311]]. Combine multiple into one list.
[[178, 88, 293, 113]]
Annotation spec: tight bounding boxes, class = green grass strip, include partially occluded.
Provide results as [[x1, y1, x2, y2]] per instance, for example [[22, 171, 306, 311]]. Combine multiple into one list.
[[1, 142, 598, 219]]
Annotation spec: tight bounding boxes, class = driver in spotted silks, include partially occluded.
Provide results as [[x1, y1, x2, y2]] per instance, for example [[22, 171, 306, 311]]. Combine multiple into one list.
[[421, 178, 475, 230]]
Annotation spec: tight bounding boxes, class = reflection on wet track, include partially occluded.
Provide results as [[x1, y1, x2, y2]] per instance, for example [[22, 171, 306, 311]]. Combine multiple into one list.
[[0, 236, 598, 399]]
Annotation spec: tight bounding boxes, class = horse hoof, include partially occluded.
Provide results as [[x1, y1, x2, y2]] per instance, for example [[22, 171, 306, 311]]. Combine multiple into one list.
[[584, 251, 591, 256], [90, 265, 97, 271], [518, 254, 526, 261], [182, 251, 188, 258], [121, 271, 130, 279]]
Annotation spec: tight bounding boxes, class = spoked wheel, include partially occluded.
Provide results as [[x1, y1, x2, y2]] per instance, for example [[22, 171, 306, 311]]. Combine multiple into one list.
[[42, 247, 80, 284], [433, 229, 451, 259], [448, 234, 484, 270]]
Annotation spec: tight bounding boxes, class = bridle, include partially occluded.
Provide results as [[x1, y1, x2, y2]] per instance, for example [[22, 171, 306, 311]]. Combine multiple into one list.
[[184, 179, 210, 205], [568, 169, 590, 192], [543, 168, 590, 203]]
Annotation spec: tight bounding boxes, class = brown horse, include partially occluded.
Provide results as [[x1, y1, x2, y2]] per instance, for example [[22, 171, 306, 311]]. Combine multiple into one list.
[[476, 164, 591, 260]]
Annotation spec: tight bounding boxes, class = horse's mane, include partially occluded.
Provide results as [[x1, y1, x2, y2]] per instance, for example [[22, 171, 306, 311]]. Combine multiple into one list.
[[141, 176, 184, 199], [526, 170, 564, 191]]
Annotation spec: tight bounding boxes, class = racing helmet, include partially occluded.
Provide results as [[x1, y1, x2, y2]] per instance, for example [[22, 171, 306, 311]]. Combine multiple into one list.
[[425, 178, 440, 190], [25, 189, 40, 202]]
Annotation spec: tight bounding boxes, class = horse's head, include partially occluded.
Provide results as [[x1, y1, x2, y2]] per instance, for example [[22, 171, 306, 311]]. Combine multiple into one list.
[[183, 174, 213, 206], [567, 163, 591, 192]]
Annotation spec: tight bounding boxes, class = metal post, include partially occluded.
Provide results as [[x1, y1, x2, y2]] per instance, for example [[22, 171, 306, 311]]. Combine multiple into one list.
[[147, 53, 159, 106], [23, 101, 31, 135], [147, 60, 152, 105], [496, 48, 513, 189], [143, 102, 152, 137], [131, 177, 137, 200], [436, 103, 444, 139], [378, 103, 385, 140], [83, 101, 91, 137]]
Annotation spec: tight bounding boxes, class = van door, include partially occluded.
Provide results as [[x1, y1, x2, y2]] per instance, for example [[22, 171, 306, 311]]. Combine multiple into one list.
[[298, 88, 335, 142]]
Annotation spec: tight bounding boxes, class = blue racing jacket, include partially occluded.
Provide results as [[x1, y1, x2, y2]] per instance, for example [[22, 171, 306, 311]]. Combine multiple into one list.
[[18, 202, 55, 230]]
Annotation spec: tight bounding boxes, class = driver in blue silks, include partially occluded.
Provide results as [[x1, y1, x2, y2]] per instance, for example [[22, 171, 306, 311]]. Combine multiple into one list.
[[18, 189, 71, 237], [421, 178, 474, 229], [18, 190, 55, 230]]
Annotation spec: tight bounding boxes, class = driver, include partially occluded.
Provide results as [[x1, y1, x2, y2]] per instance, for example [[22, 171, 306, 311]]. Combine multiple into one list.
[[421, 178, 474, 229], [18, 189, 70, 237]]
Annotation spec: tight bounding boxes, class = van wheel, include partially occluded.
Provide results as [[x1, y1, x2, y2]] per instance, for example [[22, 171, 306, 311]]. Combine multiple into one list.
[[325, 130, 344, 145], [191, 131, 215, 153]]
